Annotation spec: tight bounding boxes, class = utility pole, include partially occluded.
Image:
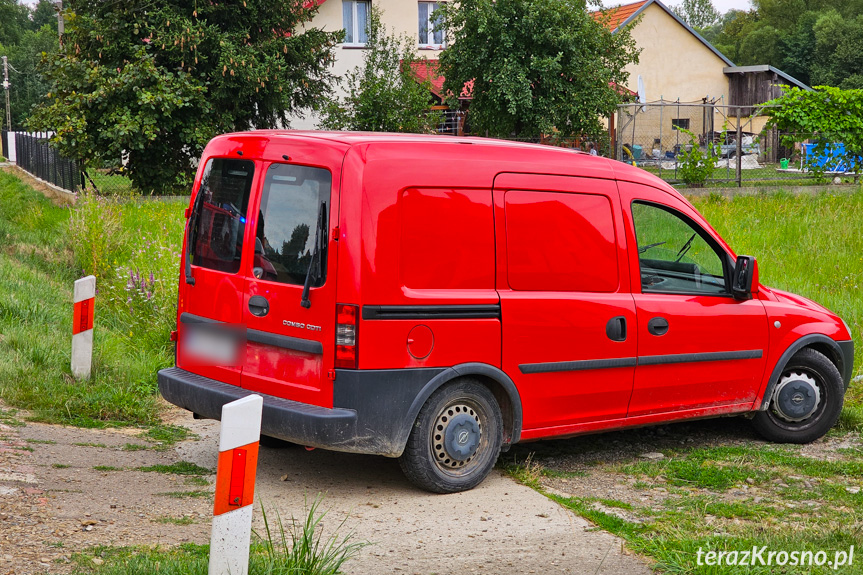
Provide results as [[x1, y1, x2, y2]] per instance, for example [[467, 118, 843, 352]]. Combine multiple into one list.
[[2, 56, 11, 132], [55, 0, 64, 40]]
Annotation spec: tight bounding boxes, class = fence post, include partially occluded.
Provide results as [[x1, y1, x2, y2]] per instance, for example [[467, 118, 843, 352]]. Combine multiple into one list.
[[735, 115, 742, 188], [71, 275, 96, 379], [209, 394, 263, 575]]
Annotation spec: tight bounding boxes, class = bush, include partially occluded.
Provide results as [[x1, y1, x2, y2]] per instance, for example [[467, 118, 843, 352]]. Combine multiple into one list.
[[676, 129, 721, 187]]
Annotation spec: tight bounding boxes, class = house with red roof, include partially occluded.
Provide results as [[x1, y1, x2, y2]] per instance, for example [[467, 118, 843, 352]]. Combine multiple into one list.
[[597, 0, 809, 157]]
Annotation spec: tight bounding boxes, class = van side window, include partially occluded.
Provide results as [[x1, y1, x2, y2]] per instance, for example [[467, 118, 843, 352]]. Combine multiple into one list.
[[191, 158, 255, 274], [254, 163, 332, 287], [631, 201, 727, 295], [505, 191, 618, 292]]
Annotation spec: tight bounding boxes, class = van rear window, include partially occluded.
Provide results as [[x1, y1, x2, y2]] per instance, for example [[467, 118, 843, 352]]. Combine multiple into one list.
[[253, 163, 332, 287], [190, 158, 255, 274]]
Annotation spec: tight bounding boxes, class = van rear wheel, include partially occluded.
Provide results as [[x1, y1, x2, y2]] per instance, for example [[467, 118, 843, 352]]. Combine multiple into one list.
[[399, 379, 503, 493]]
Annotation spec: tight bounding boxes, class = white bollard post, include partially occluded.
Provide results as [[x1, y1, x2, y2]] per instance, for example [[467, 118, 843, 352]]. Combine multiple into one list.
[[209, 394, 263, 575], [71, 275, 96, 379]]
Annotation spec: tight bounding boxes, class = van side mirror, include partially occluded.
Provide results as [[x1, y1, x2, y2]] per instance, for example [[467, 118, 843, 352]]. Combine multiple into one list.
[[254, 237, 265, 255], [732, 255, 757, 299]]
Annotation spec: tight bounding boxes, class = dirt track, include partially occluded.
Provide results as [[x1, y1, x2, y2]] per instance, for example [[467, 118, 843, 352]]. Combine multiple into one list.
[[0, 403, 650, 574]]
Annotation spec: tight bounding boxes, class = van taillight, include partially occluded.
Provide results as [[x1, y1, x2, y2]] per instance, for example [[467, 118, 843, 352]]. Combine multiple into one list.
[[335, 304, 359, 369]]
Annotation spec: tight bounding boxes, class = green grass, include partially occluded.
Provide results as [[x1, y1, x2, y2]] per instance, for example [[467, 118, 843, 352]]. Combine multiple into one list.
[[25, 438, 56, 444], [156, 491, 211, 499], [93, 465, 122, 472], [0, 170, 185, 429], [690, 190, 863, 402], [71, 498, 368, 575], [73, 442, 107, 448], [138, 461, 212, 476], [508, 439, 863, 575], [121, 443, 148, 451], [86, 171, 135, 197]]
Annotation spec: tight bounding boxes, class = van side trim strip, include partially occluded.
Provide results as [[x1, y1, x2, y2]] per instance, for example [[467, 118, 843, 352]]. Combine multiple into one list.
[[519, 349, 762, 374], [362, 305, 501, 320], [247, 330, 323, 355], [638, 349, 762, 366], [180, 313, 323, 355], [520, 357, 637, 374]]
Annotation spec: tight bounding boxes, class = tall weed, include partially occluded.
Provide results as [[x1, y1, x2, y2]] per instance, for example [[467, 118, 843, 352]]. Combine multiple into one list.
[[69, 191, 126, 279], [255, 496, 368, 575]]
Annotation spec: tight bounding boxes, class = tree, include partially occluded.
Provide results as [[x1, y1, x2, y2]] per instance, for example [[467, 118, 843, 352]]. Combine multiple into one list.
[[0, 0, 30, 46], [1, 25, 58, 129], [31, 0, 58, 33], [674, 0, 720, 30], [318, 7, 440, 133], [28, 0, 342, 193], [436, 0, 639, 140], [765, 85, 863, 179], [811, 11, 863, 90]]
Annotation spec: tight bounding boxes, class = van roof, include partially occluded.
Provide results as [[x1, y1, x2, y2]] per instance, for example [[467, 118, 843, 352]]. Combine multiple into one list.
[[207, 130, 686, 203]]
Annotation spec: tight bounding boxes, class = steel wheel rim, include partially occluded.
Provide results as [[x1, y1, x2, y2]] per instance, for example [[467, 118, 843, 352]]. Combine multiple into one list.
[[430, 399, 490, 478]]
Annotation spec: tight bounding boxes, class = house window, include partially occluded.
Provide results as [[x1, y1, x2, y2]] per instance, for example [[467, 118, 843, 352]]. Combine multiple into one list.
[[671, 118, 690, 131], [418, 2, 445, 47], [343, 0, 369, 45]]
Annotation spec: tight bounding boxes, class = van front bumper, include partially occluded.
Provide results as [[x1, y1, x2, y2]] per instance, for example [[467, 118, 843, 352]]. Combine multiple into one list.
[[158, 367, 367, 453]]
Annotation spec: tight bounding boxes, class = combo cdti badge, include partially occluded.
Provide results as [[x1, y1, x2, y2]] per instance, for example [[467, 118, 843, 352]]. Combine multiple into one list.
[[158, 131, 855, 493]]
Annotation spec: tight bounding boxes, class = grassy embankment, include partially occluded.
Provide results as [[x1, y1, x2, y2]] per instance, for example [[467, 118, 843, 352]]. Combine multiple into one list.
[[0, 169, 184, 429]]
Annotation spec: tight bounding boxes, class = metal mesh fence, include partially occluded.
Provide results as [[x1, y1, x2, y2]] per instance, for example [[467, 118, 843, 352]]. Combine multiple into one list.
[[612, 101, 845, 188], [14, 132, 81, 193]]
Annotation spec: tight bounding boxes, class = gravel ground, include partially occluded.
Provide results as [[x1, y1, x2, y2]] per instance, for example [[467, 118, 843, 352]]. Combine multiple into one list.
[[0, 403, 651, 575]]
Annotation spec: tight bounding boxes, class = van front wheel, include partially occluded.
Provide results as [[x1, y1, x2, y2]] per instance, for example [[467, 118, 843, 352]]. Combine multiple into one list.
[[399, 379, 503, 493], [752, 348, 844, 444]]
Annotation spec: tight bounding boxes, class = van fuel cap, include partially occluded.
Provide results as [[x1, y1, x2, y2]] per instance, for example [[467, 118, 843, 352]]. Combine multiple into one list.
[[407, 325, 433, 359]]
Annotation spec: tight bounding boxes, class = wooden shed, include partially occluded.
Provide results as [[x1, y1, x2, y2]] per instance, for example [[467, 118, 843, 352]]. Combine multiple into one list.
[[723, 65, 811, 117]]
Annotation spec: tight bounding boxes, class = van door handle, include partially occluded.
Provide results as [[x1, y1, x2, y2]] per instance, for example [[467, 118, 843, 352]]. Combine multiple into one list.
[[648, 317, 669, 336], [248, 295, 270, 317], [606, 316, 627, 342]]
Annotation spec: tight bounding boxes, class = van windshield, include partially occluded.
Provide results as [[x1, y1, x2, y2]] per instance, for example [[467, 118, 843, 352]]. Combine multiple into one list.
[[190, 158, 255, 274], [253, 163, 332, 287]]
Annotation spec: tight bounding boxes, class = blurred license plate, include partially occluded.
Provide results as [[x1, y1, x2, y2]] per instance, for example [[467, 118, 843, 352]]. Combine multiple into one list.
[[183, 324, 242, 366]]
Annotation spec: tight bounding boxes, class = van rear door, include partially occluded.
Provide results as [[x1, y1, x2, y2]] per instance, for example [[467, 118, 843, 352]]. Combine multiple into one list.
[[240, 158, 342, 409], [178, 156, 257, 387]]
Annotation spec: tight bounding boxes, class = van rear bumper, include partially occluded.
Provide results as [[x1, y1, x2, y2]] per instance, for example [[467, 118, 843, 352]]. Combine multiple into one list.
[[158, 367, 368, 453]]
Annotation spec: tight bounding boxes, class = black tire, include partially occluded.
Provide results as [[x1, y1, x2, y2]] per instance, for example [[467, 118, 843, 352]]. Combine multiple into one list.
[[752, 348, 844, 444], [398, 379, 503, 493]]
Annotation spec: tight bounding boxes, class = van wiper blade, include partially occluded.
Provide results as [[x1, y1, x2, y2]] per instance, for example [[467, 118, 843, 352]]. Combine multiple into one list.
[[184, 189, 206, 285], [301, 201, 325, 309], [675, 233, 696, 262]]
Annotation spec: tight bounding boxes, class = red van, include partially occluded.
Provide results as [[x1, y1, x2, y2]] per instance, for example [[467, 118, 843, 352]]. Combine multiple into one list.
[[159, 131, 854, 493]]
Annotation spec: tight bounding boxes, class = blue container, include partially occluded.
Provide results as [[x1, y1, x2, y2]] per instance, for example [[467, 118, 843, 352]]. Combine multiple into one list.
[[803, 143, 861, 173], [631, 145, 643, 160]]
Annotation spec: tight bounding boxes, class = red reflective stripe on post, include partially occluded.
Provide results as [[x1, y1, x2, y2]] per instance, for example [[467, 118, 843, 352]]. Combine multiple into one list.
[[213, 441, 259, 517], [72, 297, 95, 335], [228, 449, 247, 506]]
